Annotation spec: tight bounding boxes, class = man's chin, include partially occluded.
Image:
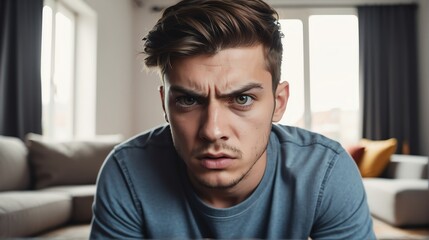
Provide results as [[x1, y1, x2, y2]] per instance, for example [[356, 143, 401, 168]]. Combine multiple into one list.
[[192, 174, 243, 190]]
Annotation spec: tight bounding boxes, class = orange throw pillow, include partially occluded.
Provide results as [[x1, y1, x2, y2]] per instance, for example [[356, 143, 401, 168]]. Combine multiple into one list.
[[358, 138, 397, 177]]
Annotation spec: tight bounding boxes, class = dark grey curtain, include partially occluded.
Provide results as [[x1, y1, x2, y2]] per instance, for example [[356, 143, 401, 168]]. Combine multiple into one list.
[[0, 0, 43, 139], [358, 4, 419, 154]]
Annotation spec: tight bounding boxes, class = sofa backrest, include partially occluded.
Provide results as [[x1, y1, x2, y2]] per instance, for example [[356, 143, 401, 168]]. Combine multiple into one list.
[[382, 154, 428, 179], [0, 136, 30, 191], [26, 133, 122, 189]]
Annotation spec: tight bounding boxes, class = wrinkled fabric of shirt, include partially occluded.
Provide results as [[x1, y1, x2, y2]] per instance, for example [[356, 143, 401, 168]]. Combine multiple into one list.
[[90, 124, 376, 240]]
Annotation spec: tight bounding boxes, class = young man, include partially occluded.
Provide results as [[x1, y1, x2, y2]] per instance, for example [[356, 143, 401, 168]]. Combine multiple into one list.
[[90, 0, 376, 239]]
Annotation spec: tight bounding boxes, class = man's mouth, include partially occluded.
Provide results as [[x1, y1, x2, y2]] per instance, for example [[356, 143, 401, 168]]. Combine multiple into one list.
[[197, 153, 236, 169]]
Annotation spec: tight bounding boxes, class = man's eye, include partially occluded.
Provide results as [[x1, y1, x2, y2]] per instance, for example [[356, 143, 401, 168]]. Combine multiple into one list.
[[235, 95, 254, 106], [176, 96, 198, 106]]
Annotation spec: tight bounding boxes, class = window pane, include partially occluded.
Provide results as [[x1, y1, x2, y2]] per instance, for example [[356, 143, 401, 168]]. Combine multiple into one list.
[[52, 8, 75, 139], [278, 19, 305, 128], [309, 15, 359, 145], [41, 1, 95, 140], [41, 6, 53, 136]]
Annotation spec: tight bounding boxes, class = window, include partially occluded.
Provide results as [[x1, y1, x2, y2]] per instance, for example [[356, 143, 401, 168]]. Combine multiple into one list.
[[41, 0, 97, 140], [41, 1, 76, 139], [278, 8, 360, 146]]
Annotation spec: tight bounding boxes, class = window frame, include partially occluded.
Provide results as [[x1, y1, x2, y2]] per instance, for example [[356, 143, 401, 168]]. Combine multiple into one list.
[[41, 0, 97, 140]]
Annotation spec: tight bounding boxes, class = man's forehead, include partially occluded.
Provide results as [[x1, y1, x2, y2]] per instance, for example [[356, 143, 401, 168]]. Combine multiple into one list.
[[168, 45, 266, 68], [162, 45, 271, 92]]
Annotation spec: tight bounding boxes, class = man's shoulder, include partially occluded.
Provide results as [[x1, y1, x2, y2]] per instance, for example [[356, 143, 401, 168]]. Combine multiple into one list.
[[100, 124, 178, 177], [271, 124, 344, 155], [115, 124, 173, 151], [108, 124, 175, 163]]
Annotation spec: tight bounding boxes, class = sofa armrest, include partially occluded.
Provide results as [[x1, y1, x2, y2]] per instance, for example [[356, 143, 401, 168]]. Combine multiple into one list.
[[383, 154, 428, 179]]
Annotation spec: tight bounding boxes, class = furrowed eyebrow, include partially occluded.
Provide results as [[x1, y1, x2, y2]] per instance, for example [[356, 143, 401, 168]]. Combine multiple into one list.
[[169, 85, 205, 98], [168, 82, 263, 98], [218, 83, 264, 98]]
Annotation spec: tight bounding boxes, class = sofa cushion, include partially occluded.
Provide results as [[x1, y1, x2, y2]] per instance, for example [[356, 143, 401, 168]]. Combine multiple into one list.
[[0, 136, 30, 191], [383, 155, 429, 179], [37, 224, 91, 238], [358, 138, 397, 177], [0, 191, 72, 237], [26, 134, 120, 189], [42, 185, 96, 223], [363, 178, 429, 227]]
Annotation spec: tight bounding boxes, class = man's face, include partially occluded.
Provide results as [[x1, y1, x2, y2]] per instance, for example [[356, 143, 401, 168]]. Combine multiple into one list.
[[161, 45, 288, 192]]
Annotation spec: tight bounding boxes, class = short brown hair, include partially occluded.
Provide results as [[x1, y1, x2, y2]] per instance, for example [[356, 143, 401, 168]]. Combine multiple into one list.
[[143, 0, 283, 89]]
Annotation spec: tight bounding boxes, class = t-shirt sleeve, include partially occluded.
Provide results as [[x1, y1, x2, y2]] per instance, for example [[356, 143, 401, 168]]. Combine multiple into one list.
[[310, 149, 376, 240], [90, 152, 144, 239]]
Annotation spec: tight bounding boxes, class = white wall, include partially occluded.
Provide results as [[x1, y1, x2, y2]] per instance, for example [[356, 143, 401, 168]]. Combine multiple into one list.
[[131, 1, 173, 134], [84, 0, 136, 138], [85, 0, 429, 153]]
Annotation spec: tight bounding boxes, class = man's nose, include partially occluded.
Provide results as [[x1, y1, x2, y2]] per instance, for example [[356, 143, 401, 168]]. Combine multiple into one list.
[[198, 102, 228, 142]]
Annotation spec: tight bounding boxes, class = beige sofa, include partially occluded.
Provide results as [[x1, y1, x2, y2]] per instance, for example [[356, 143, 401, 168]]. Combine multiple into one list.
[[0, 134, 120, 238], [363, 154, 429, 227]]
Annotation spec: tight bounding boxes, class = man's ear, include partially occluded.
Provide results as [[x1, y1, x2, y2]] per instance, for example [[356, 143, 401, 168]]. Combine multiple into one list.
[[159, 85, 166, 111], [159, 86, 169, 122], [272, 81, 289, 122]]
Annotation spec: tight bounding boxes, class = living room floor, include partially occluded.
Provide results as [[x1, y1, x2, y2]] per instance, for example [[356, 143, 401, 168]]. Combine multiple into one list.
[[39, 217, 429, 239]]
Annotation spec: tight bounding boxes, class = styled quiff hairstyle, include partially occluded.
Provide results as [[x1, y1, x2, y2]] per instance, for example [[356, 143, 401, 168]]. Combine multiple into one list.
[[143, 0, 283, 89]]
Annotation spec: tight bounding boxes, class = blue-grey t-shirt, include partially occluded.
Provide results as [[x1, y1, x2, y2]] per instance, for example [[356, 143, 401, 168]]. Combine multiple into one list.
[[90, 124, 375, 239]]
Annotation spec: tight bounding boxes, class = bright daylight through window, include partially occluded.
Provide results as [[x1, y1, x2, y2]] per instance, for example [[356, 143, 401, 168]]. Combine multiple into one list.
[[278, 11, 360, 146], [41, 0, 97, 140], [41, 1, 75, 140]]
